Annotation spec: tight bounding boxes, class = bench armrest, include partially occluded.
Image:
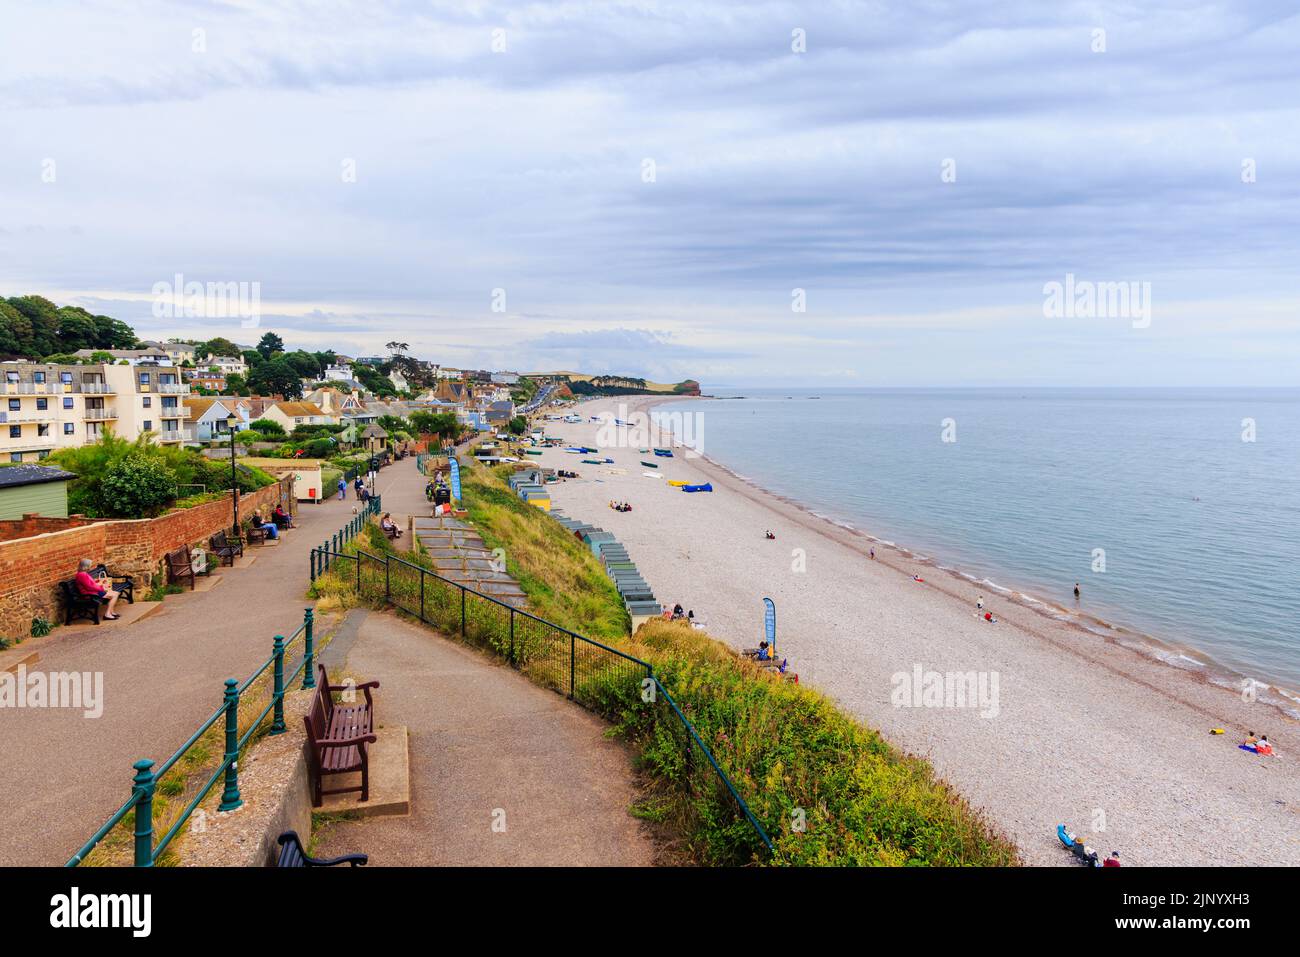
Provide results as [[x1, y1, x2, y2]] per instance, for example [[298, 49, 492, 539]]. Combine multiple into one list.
[[328, 680, 380, 692], [317, 733, 378, 747]]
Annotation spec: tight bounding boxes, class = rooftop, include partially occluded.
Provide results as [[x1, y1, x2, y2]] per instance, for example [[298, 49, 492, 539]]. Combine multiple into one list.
[[0, 464, 77, 489]]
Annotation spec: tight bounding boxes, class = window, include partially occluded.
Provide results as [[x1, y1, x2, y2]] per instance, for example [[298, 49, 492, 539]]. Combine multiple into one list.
[[160, 374, 176, 384], [162, 397, 177, 409], [64, 423, 75, 435], [60, 372, 73, 383], [7, 399, 18, 411], [33, 372, 45, 383], [36, 398, 47, 410], [8, 426, 19, 438], [63, 397, 73, 409], [142, 396, 151, 408], [5, 372, 17, 383], [139, 373, 151, 384], [37, 424, 49, 437], [36, 450, 49, 460], [143, 420, 153, 431], [9, 453, 21, 463]]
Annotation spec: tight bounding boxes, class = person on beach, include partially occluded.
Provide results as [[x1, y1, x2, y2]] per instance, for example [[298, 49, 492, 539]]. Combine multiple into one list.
[[756, 641, 771, 661], [1257, 735, 1273, 755], [976, 596, 984, 612], [1103, 851, 1121, 868], [1074, 583, 1081, 599], [869, 548, 875, 560], [1243, 731, 1258, 748]]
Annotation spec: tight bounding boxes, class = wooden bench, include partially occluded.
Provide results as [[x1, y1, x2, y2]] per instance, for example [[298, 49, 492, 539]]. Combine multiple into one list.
[[303, 663, 380, 808], [58, 579, 109, 625], [165, 545, 197, 589], [244, 522, 269, 546], [91, 564, 134, 605], [209, 529, 243, 566], [275, 830, 367, 867]]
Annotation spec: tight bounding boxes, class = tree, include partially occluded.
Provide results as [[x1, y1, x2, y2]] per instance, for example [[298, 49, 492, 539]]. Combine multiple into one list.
[[224, 373, 249, 395], [247, 356, 303, 399], [198, 337, 239, 360], [257, 332, 285, 360], [100, 452, 178, 518], [507, 415, 528, 435]]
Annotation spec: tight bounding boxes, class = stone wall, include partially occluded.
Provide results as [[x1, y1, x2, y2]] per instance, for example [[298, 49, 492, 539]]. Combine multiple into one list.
[[0, 477, 294, 641]]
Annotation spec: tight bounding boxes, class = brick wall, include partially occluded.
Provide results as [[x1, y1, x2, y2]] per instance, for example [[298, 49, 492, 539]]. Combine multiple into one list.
[[0, 477, 294, 641], [0, 514, 98, 543]]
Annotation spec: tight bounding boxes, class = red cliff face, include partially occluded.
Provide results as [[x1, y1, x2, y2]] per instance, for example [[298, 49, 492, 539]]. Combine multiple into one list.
[[674, 380, 701, 396]]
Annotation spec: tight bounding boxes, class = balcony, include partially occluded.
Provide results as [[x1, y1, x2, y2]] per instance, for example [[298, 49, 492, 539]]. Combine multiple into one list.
[[0, 410, 57, 424], [81, 382, 116, 394], [84, 407, 118, 421], [2, 382, 58, 395], [156, 431, 185, 443], [0, 438, 57, 454], [157, 383, 190, 394]]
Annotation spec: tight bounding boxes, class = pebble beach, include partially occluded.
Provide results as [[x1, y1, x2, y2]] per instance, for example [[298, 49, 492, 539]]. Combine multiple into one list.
[[526, 395, 1299, 866]]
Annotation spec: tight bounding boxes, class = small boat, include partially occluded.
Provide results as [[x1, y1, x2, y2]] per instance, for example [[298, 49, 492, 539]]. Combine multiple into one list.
[[653, 448, 673, 457], [667, 480, 688, 487], [581, 459, 603, 464], [524, 450, 543, 456], [681, 483, 712, 493], [640, 460, 658, 468]]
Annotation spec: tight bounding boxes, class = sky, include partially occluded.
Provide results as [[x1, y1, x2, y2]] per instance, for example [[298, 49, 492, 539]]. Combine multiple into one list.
[[1, 0, 1298, 387]]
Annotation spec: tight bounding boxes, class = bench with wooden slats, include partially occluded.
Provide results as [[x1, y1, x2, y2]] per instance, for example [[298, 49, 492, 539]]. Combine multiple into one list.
[[275, 830, 367, 867], [302, 663, 380, 808]]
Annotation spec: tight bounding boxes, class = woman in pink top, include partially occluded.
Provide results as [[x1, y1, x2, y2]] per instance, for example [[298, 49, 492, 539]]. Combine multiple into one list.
[[75, 558, 122, 620]]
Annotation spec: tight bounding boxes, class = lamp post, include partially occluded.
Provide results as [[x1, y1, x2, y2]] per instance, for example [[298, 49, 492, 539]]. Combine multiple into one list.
[[227, 413, 241, 537]]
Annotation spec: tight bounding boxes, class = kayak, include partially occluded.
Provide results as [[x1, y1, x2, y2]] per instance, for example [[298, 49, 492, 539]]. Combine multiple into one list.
[[640, 461, 658, 468], [681, 483, 712, 493], [667, 480, 688, 487], [524, 450, 543, 456]]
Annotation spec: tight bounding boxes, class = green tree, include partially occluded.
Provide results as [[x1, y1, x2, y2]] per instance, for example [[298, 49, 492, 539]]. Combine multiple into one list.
[[256, 332, 284, 359], [249, 417, 286, 438], [247, 356, 303, 399], [100, 452, 178, 518], [197, 337, 239, 360]]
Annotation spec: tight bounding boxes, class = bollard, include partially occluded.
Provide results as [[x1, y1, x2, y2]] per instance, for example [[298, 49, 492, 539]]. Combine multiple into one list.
[[302, 608, 316, 689], [218, 678, 243, 812], [310, 548, 317, 582], [132, 759, 156, 867], [270, 634, 286, 734]]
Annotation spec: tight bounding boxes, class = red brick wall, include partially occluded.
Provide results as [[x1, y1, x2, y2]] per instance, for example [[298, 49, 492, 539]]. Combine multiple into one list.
[[0, 477, 295, 641], [0, 514, 98, 543]]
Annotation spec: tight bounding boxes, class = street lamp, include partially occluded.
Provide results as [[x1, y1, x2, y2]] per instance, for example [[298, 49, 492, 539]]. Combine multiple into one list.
[[227, 413, 241, 537]]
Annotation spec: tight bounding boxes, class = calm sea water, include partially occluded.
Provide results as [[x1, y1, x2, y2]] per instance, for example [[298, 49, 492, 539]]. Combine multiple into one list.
[[654, 388, 1300, 693]]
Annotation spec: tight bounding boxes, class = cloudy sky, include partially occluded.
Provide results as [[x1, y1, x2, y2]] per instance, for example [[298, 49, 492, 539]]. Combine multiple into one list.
[[2, 1, 1298, 386]]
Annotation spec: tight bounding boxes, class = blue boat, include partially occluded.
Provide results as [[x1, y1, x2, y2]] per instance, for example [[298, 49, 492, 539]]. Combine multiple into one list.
[[681, 483, 712, 493]]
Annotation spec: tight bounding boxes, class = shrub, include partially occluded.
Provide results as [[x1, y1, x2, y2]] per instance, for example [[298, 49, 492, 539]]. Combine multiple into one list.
[[248, 418, 285, 438], [101, 452, 177, 517], [235, 429, 263, 444]]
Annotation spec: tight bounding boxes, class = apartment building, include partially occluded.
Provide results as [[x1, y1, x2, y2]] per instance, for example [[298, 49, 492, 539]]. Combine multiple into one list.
[[0, 361, 192, 462], [202, 355, 248, 377]]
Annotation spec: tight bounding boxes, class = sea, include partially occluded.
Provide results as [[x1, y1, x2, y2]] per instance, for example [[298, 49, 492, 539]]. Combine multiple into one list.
[[652, 387, 1300, 707]]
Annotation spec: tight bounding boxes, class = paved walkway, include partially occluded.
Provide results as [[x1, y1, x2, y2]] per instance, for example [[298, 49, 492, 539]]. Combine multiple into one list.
[[314, 609, 656, 866], [0, 461, 414, 866]]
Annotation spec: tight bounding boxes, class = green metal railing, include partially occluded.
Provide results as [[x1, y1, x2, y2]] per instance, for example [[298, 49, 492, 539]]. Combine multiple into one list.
[[311, 495, 381, 579], [309, 545, 774, 860], [66, 607, 319, 867]]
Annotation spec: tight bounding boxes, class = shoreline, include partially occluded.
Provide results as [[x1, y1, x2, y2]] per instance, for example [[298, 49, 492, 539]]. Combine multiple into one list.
[[646, 396, 1300, 723], [533, 394, 1299, 866]]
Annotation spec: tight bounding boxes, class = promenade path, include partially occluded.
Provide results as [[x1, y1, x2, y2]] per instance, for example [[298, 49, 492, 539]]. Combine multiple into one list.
[[4, 452, 653, 867], [314, 609, 655, 865], [0, 461, 410, 866]]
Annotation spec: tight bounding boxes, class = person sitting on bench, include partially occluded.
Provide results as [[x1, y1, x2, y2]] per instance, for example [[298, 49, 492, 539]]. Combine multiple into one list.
[[251, 510, 279, 540], [75, 558, 122, 620], [380, 513, 402, 540], [755, 640, 771, 661], [272, 504, 293, 528]]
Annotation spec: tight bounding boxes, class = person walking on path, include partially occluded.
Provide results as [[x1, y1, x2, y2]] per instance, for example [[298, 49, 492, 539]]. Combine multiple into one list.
[[337, 477, 347, 500]]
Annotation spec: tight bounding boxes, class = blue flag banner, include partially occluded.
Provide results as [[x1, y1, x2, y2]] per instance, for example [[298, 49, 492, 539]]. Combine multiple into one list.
[[448, 455, 462, 502], [763, 597, 776, 651]]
